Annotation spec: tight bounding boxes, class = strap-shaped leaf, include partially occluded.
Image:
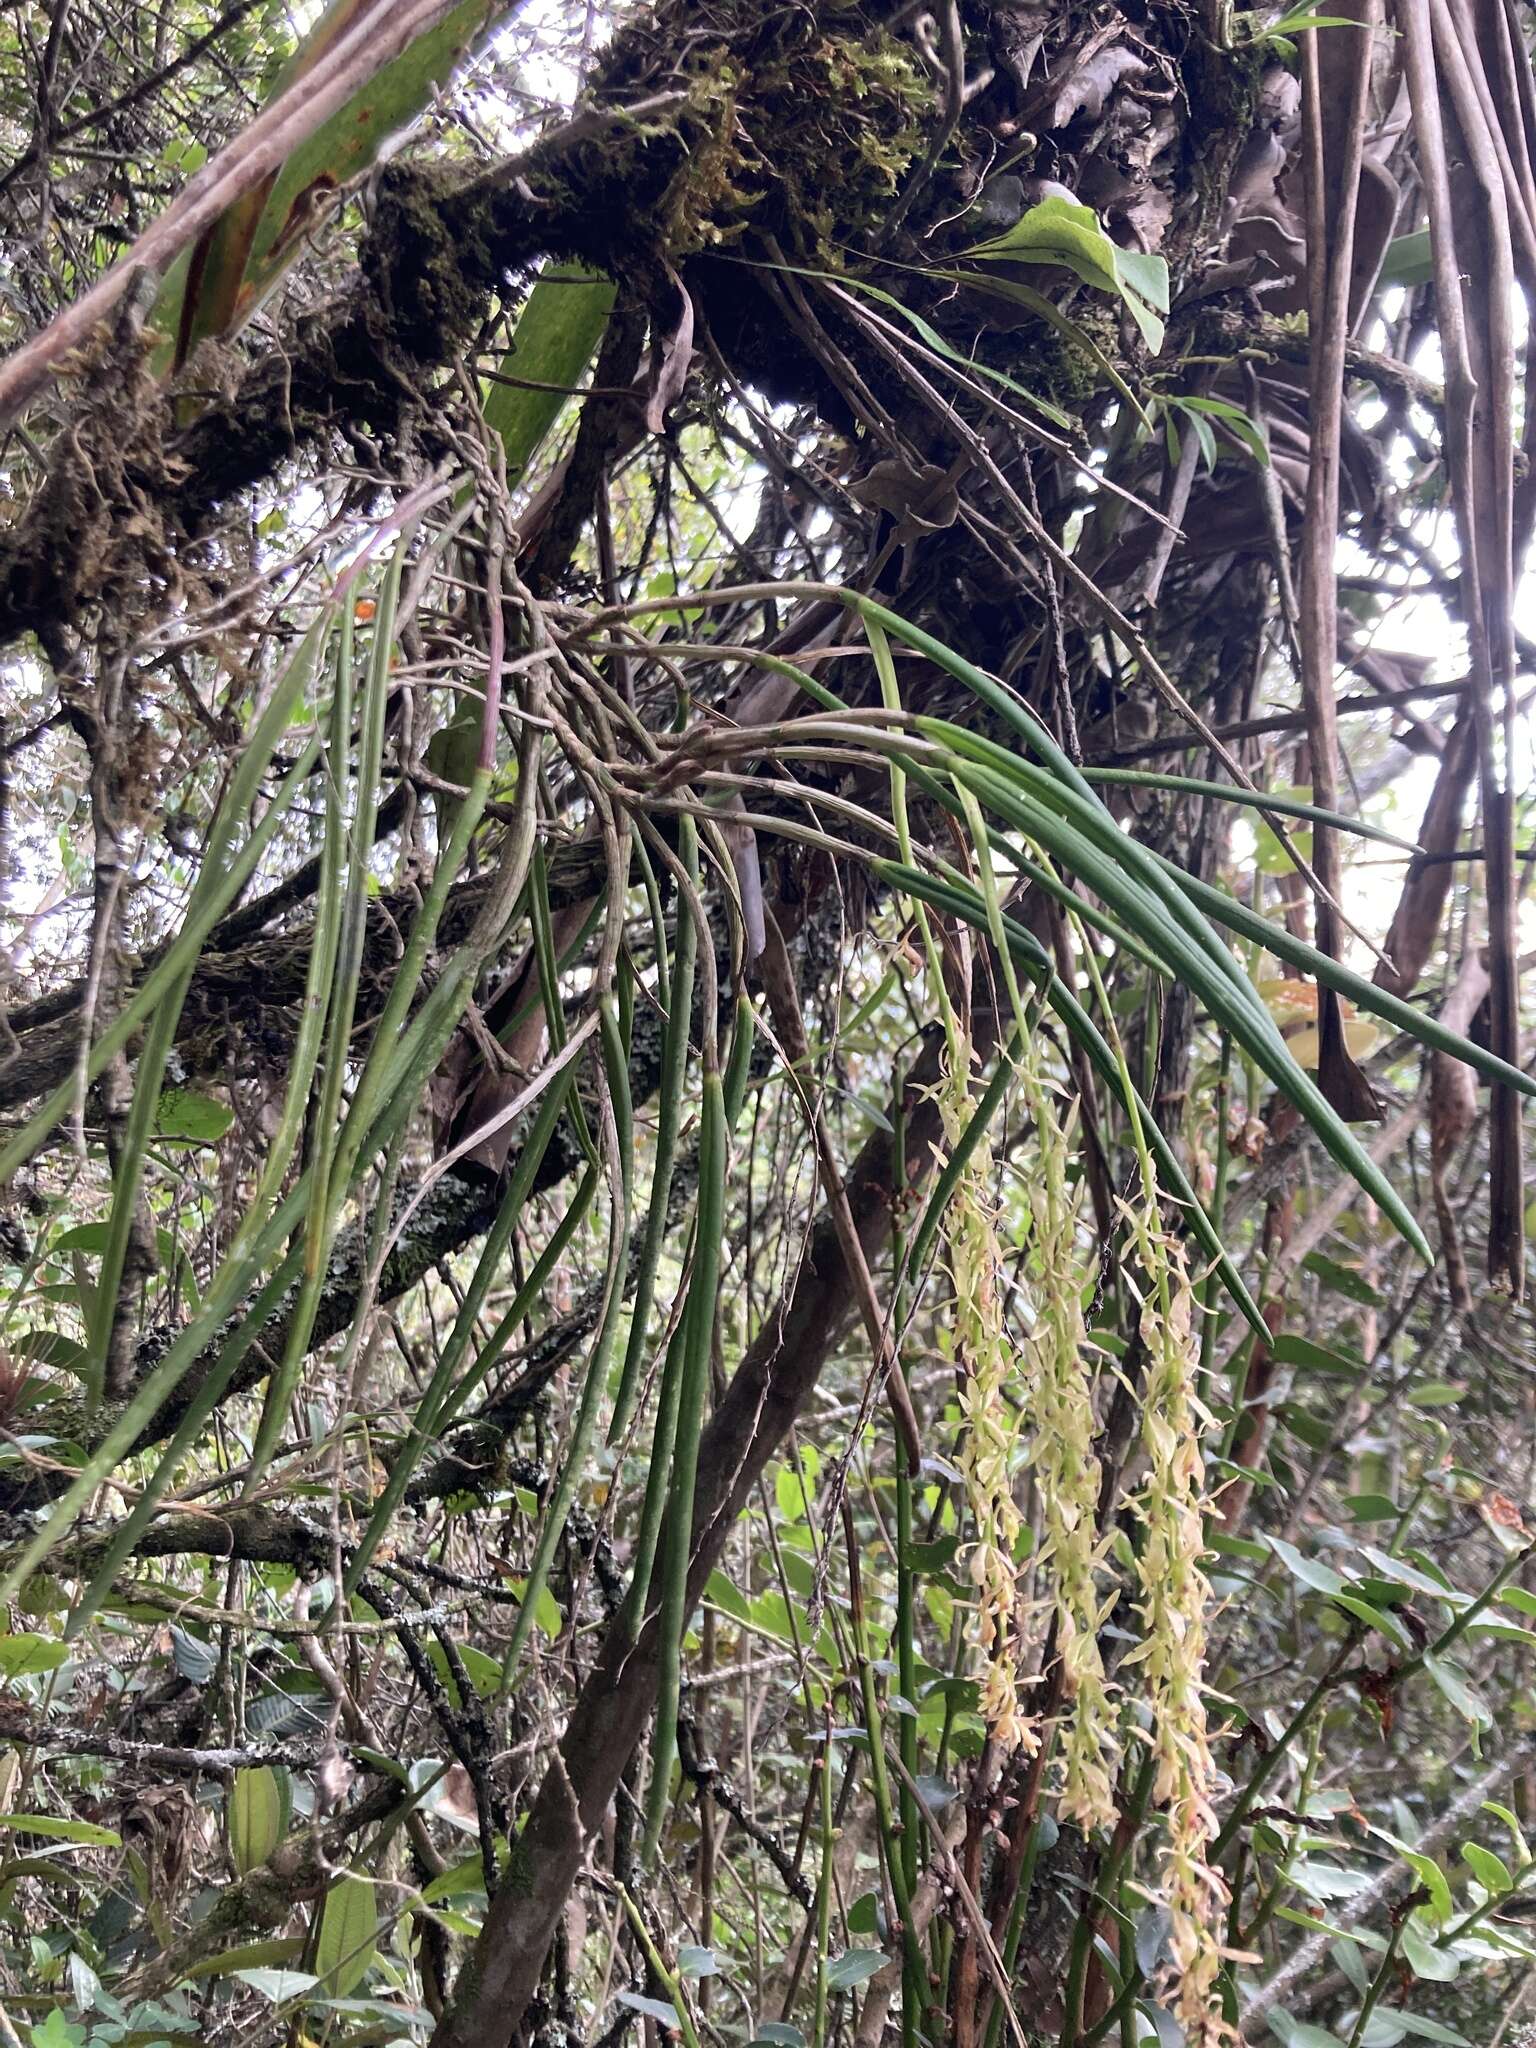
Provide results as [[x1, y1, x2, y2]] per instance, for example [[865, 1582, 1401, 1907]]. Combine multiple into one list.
[[877, 860, 1268, 1339], [160, 0, 499, 372], [1174, 865, 1536, 1101], [1083, 768, 1420, 849], [483, 267, 617, 479], [849, 598, 1431, 1260]]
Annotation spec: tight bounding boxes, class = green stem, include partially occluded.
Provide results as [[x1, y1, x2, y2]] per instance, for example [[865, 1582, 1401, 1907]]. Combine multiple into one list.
[[642, 1060, 728, 1859]]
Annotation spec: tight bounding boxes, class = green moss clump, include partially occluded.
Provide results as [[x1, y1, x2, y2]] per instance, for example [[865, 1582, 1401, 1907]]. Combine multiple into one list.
[[1178, 34, 1268, 251], [367, 159, 496, 360], [632, 11, 930, 262]]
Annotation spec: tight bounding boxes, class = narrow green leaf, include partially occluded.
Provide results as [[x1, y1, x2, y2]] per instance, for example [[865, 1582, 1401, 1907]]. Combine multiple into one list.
[[0, 1814, 120, 1846], [878, 859, 1268, 1338], [1084, 770, 1420, 849], [1170, 867, 1536, 1103]]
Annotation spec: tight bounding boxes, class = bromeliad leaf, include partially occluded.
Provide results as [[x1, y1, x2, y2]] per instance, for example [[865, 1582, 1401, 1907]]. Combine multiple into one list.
[[158, 0, 502, 373]]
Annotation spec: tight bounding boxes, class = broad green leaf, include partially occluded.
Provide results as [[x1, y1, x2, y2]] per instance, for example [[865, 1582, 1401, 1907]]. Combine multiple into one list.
[[13, 1332, 88, 1386], [155, 1088, 234, 1143], [1465, 1621, 1536, 1646], [483, 267, 616, 479], [28, 2013, 86, 2048], [228, 1767, 287, 1874], [1330, 1593, 1411, 1650], [1406, 1381, 1465, 1409], [421, 1852, 489, 1903], [424, 1638, 502, 1705], [314, 1871, 376, 1998], [1301, 1253, 1384, 1306], [508, 1583, 563, 1643], [1357, 1548, 1465, 1605], [1380, 228, 1433, 287], [961, 195, 1170, 351], [703, 1571, 753, 1625], [1271, 1335, 1369, 1377], [1392, 2014, 1471, 2044], [615, 1992, 680, 2026], [1282, 1404, 1336, 1451], [1289, 1860, 1371, 1902], [1461, 1842, 1512, 1895], [425, 697, 484, 848], [1384, 1840, 1453, 1922], [0, 1634, 68, 1679], [1400, 1916, 1460, 1981], [774, 1446, 819, 1524], [1263, 1534, 1347, 1598], [825, 1949, 888, 1992], [1482, 1801, 1531, 1867], [233, 1966, 320, 2002], [1345, 1493, 1399, 1522], [847, 1891, 884, 1936], [1422, 1653, 1492, 1729], [187, 1935, 306, 1980]]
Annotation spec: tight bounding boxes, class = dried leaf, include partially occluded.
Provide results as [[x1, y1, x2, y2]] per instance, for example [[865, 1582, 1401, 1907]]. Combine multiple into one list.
[[644, 271, 695, 435], [849, 457, 960, 539]]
